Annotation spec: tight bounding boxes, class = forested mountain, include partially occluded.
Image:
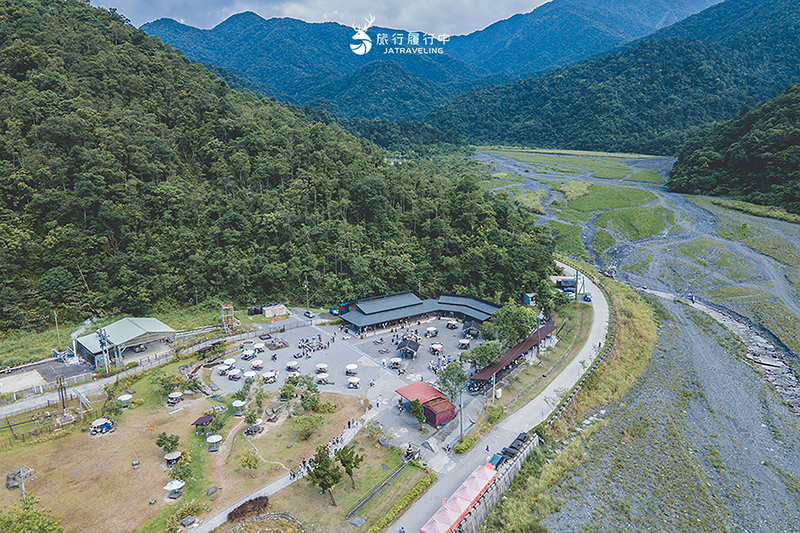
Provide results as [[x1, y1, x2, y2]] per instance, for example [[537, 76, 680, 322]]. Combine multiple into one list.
[[141, 1, 714, 121], [445, 0, 719, 76], [0, 0, 556, 332], [667, 84, 800, 212], [141, 13, 490, 121], [426, 0, 800, 155]]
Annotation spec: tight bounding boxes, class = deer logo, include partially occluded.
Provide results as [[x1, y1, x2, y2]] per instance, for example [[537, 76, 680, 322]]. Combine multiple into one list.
[[350, 14, 375, 55]]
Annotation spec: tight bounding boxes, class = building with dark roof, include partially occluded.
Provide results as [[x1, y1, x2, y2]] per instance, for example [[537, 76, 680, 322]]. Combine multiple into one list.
[[340, 291, 500, 331]]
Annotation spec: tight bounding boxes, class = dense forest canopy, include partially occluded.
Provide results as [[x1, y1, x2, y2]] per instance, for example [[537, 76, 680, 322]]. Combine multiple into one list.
[[425, 0, 800, 155], [668, 83, 800, 213], [0, 0, 556, 332]]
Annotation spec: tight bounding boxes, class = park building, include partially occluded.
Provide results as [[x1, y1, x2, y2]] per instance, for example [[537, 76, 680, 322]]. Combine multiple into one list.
[[339, 291, 500, 333], [75, 317, 176, 369]]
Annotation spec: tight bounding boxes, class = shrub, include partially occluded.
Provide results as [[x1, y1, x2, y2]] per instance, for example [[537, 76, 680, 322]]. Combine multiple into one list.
[[488, 406, 504, 424], [454, 436, 478, 454], [165, 499, 203, 533], [366, 470, 437, 533], [314, 400, 337, 413]]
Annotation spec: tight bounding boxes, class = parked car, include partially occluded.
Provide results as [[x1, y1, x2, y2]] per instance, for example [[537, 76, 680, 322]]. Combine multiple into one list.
[[303, 310, 316, 318], [329, 306, 339, 316], [584, 292, 592, 302], [244, 425, 264, 436]]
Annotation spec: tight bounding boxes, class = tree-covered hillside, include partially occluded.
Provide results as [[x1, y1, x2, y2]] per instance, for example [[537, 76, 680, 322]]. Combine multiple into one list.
[[426, 0, 800, 155], [0, 0, 556, 332], [667, 84, 800, 212], [445, 0, 719, 77]]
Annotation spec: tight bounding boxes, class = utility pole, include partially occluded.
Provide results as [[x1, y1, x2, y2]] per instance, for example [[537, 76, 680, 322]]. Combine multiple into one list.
[[18, 465, 35, 500], [459, 386, 464, 443], [195, 286, 198, 314], [54, 310, 61, 350], [304, 275, 309, 310]]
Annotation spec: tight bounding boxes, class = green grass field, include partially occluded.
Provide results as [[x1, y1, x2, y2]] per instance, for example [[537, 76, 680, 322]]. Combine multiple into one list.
[[478, 171, 524, 190], [515, 190, 548, 213], [483, 148, 656, 180], [548, 221, 590, 261], [593, 229, 617, 253], [596, 206, 675, 241], [567, 184, 657, 212]]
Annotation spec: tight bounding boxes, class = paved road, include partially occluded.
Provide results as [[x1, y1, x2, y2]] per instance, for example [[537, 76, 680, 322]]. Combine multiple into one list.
[[393, 263, 609, 533]]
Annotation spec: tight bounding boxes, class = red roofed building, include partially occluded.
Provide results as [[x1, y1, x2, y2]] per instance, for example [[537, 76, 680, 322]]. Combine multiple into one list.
[[396, 382, 456, 426]]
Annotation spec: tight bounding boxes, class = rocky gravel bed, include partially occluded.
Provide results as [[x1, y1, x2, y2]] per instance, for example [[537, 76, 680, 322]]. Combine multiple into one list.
[[543, 299, 800, 532]]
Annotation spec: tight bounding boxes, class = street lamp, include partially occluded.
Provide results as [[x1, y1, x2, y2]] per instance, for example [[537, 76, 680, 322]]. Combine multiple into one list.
[[304, 275, 309, 310]]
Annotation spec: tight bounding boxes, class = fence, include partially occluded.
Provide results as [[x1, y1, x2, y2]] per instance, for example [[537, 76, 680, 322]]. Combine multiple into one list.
[[457, 433, 541, 533], [545, 256, 619, 427]]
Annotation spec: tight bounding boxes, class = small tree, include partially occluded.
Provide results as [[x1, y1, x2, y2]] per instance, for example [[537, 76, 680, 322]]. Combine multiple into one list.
[[155, 432, 180, 453], [409, 399, 425, 429], [279, 382, 296, 400], [460, 340, 504, 369], [294, 414, 324, 440], [437, 361, 468, 404], [244, 409, 258, 425], [0, 496, 63, 533], [209, 416, 225, 434], [493, 303, 539, 347], [306, 445, 342, 506], [335, 445, 364, 489], [241, 449, 260, 478]]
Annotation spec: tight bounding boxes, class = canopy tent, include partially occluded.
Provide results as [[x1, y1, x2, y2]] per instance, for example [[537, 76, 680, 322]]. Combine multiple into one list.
[[164, 480, 185, 491]]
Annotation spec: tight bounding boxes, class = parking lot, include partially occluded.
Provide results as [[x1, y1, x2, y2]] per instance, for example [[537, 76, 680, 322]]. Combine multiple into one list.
[[208, 313, 484, 445]]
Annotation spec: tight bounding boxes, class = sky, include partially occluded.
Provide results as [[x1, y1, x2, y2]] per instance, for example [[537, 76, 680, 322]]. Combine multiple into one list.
[[90, 0, 551, 36]]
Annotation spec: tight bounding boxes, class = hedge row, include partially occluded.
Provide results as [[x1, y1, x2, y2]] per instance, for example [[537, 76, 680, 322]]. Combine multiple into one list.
[[366, 469, 437, 533]]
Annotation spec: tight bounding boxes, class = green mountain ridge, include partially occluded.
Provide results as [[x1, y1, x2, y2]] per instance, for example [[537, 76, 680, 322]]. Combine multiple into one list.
[[426, 0, 800, 155], [141, 0, 716, 121]]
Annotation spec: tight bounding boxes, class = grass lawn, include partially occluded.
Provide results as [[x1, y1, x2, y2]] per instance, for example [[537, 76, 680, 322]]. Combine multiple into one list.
[[478, 172, 524, 190], [268, 444, 427, 531], [593, 229, 616, 254], [547, 221, 590, 261], [596, 206, 675, 241], [626, 169, 663, 184], [514, 190, 547, 213], [567, 184, 656, 212], [482, 148, 656, 180]]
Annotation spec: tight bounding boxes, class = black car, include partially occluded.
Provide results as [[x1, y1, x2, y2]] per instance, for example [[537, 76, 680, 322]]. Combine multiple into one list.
[[244, 425, 264, 436]]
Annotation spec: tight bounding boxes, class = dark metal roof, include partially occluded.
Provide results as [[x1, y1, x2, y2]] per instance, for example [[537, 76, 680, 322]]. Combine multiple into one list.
[[341, 299, 440, 328], [438, 294, 500, 316], [341, 292, 500, 329], [470, 325, 557, 381], [191, 415, 215, 426], [356, 291, 423, 315], [398, 339, 421, 353]]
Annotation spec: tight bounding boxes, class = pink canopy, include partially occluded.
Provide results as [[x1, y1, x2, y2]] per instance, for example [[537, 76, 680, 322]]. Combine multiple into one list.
[[420, 517, 451, 533], [452, 484, 480, 504], [472, 464, 497, 483], [443, 494, 472, 515], [432, 506, 462, 530]]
